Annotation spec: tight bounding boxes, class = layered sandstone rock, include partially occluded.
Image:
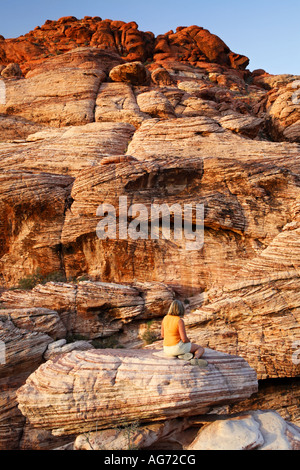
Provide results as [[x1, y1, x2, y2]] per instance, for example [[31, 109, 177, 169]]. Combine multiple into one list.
[[0, 308, 66, 339], [43, 339, 93, 361], [0, 114, 45, 141], [136, 90, 176, 119], [71, 410, 300, 450], [151, 67, 174, 86], [73, 418, 190, 450], [109, 61, 150, 85], [266, 79, 300, 142], [218, 112, 264, 138], [16, 348, 257, 438], [0, 15, 300, 451], [0, 280, 174, 339], [55, 120, 300, 297], [0, 122, 135, 176], [182, 216, 300, 379], [229, 378, 300, 426], [0, 48, 123, 127], [0, 316, 52, 449], [0, 171, 73, 286], [95, 82, 147, 127]]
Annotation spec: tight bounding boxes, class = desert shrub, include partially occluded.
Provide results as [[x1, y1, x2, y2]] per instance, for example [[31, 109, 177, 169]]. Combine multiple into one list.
[[142, 321, 159, 345]]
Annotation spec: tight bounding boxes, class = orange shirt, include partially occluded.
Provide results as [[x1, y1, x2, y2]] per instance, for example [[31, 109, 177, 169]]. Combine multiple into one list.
[[163, 315, 181, 346]]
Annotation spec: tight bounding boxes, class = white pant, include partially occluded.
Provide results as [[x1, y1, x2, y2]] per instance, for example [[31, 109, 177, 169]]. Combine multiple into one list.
[[163, 340, 192, 357]]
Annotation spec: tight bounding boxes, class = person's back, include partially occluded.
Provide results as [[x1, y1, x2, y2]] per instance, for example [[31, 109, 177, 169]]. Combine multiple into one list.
[[161, 299, 206, 364], [162, 314, 181, 347]]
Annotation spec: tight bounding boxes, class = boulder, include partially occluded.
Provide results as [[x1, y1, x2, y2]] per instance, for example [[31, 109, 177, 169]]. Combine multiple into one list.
[[265, 78, 300, 142], [95, 82, 148, 127], [153, 26, 248, 69], [218, 112, 264, 138], [175, 95, 219, 118], [43, 339, 93, 361], [151, 67, 174, 86], [1, 63, 22, 78], [187, 411, 300, 450], [16, 348, 257, 438], [136, 90, 175, 118], [0, 308, 66, 339], [74, 418, 190, 450], [109, 62, 150, 86]]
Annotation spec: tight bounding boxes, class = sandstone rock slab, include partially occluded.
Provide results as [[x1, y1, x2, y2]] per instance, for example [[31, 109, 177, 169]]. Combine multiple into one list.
[[0, 48, 124, 127], [0, 280, 174, 340], [16, 347, 257, 436], [136, 90, 175, 119], [266, 78, 300, 142], [0, 114, 45, 142], [0, 308, 66, 339], [95, 82, 147, 127], [0, 122, 135, 176]]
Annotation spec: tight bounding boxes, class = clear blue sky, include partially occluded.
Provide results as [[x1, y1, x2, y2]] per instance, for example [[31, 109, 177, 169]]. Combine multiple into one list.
[[0, 0, 299, 75]]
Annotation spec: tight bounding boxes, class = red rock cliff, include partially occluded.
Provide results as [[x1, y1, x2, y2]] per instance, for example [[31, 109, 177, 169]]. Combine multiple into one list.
[[0, 16, 249, 74]]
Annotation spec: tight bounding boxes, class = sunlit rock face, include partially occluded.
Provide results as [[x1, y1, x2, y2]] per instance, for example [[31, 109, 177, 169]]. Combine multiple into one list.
[[0, 15, 299, 451], [16, 348, 257, 436]]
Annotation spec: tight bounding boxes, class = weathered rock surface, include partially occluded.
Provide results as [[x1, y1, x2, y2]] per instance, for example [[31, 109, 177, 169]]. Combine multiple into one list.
[[0, 15, 300, 451], [16, 348, 257, 437], [0, 122, 135, 176], [0, 316, 52, 449], [187, 411, 300, 450], [182, 214, 300, 379], [71, 409, 300, 450], [265, 79, 300, 142], [151, 67, 174, 86], [0, 316, 52, 383], [136, 90, 176, 119], [0, 114, 45, 141], [229, 378, 300, 426], [0, 280, 174, 339], [95, 82, 147, 127], [1, 63, 22, 78], [218, 112, 264, 138], [0, 308, 66, 339], [73, 418, 190, 450], [0, 171, 73, 286], [56, 125, 300, 299], [43, 339, 93, 361], [0, 48, 123, 127], [109, 61, 150, 85]]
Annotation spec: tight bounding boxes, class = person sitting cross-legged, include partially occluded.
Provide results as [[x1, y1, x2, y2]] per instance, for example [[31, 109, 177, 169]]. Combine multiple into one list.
[[161, 299, 207, 367]]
